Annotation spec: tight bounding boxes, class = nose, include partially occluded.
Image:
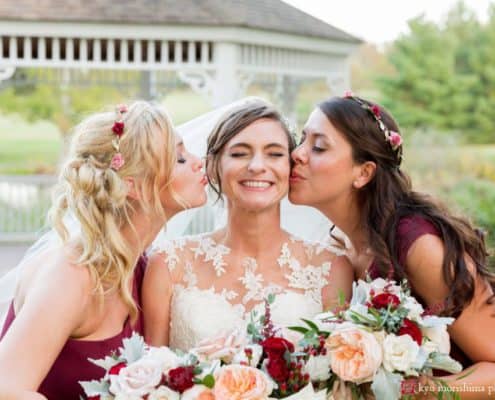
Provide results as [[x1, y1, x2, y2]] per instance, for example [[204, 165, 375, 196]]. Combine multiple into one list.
[[191, 153, 203, 172], [291, 144, 308, 165], [247, 153, 266, 173]]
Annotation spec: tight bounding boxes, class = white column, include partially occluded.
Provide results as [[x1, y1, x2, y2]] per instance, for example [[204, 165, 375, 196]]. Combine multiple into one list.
[[211, 42, 240, 107], [326, 57, 351, 95]]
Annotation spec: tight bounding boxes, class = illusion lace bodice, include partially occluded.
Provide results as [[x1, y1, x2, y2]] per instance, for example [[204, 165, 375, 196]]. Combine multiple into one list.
[[154, 233, 345, 352]]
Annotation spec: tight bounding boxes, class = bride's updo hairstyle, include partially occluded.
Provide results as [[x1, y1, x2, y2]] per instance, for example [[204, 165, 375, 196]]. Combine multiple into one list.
[[49, 101, 177, 320], [206, 98, 296, 202]]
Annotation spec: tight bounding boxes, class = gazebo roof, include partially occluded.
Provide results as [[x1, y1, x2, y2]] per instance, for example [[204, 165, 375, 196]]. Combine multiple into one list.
[[0, 0, 360, 43]]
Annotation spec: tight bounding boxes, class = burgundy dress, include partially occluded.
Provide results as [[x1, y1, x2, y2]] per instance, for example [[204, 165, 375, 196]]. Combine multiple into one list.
[[0, 255, 147, 400], [368, 215, 472, 369]]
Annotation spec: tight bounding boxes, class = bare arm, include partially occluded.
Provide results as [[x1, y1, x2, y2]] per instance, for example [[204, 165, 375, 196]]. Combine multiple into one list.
[[143, 252, 174, 346], [406, 235, 495, 399], [0, 263, 90, 399], [321, 254, 354, 311]]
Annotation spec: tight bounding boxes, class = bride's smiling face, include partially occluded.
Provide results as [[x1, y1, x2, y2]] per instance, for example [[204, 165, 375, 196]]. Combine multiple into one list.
[[217, 118, 291, 211]]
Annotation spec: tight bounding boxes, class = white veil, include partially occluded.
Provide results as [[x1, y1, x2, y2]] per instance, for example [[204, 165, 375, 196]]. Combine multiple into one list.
[[0, 97, 335, 323]]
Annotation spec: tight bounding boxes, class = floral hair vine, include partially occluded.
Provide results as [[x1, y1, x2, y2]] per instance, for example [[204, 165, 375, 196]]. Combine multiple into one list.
[[343, 91, 403, 155], [110, 104, 127, 171]]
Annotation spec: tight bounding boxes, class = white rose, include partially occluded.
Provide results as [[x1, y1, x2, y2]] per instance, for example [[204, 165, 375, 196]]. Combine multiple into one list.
[[280, 327, 304, 350], [181, 384, 215, 400], [403, 297, 424, 321], [193, 328, 247, 363], [143, 347, 181, 374], [148, 385, 180, 400], [109, 359, 162, 399], [232, 344, 263, 367], [421, 324, 450, 354], [303, 354, 331, 381], [383, 334, 420, 373]]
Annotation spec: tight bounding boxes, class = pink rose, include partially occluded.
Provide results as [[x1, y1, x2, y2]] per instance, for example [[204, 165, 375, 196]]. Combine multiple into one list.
[[371, 104, 381, 117], [193, 328, 247, 363], [214, 365, 273, 400], [110, 153, 125, 171], [389, 131, 403, 149], [326, 328, 382, 383], [116, 104, 128, 114], [343, 90, 354, 98]]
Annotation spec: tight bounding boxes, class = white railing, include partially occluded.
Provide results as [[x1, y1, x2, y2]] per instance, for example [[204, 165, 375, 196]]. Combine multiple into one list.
[[0, 175, 56, 242], [0, 174, 216, 242]]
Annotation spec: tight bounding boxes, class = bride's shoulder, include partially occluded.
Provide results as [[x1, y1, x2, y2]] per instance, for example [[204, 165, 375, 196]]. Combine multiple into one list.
[[287, 233, 348, 262], [149, 232, 221, 269]]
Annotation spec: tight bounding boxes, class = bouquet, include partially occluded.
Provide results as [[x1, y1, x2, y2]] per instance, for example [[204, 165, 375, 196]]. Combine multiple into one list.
[[290, 278, 463, 399], [80, 334, 217, 399], [191, 294, 327, 399]]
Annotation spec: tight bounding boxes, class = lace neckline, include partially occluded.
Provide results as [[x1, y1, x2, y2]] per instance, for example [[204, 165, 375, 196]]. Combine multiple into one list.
[[166, 233, 333, 308]]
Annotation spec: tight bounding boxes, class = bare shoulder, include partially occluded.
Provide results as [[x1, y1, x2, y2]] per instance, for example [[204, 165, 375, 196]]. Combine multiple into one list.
[[17, 248, 93, 316]]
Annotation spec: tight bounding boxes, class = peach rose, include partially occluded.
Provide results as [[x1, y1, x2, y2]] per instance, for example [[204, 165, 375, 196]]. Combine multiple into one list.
[[214, 364, 274, 400], [326, 328, 382, 383], [182, 384, 215, 400]]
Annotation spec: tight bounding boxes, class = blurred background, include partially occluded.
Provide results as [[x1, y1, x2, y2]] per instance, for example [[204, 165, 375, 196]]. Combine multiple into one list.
[[0, 0, 494, 274]]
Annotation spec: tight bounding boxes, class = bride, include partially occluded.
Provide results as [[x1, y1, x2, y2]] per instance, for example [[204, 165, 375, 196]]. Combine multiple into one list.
[[143, 98, 354, 349]]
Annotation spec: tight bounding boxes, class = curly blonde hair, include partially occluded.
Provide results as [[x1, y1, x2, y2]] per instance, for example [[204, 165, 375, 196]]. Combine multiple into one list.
[[48, 101, 177, 321]]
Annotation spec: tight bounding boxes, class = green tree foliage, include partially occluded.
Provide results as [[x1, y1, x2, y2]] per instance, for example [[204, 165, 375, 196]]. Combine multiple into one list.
[[0, 70, 128, 137], [377, 1, 495, 143]]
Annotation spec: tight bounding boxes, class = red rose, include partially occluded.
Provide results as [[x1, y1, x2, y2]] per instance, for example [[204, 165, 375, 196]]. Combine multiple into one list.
[[266, 356, 290, 382], [398, 318, 423, 345], [371, 104, 381, 117], [112, 121, 125, 136], [87, 397, 101, 400], [108, 361, 126, 375], [371, 293, 400, 309], [261, 337, 294, 358], [167, 365, 195, 393]]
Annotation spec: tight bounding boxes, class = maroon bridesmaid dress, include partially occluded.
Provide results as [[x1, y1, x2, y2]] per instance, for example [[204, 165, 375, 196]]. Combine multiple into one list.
[[368, 214, 472, 369], [0, 255, 147, 400]]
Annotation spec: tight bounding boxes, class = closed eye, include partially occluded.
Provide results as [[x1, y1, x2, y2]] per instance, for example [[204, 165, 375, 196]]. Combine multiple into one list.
[[312, 146, 326, 153], [269, 152, 285, 157], [230, 152, 248, 157]]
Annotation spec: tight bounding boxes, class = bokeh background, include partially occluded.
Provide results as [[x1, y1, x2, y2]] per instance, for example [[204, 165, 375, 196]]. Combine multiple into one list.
[[1, 0, 494, 273]]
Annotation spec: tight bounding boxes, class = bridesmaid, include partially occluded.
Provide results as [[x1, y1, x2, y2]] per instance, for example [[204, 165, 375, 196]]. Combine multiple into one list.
[[289, 94, 495, 399], [0, 101, 207, 399]]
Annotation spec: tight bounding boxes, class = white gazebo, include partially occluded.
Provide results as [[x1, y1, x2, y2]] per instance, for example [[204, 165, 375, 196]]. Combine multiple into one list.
[[0, 0, 360, 116], [0, 0, 360, 243]]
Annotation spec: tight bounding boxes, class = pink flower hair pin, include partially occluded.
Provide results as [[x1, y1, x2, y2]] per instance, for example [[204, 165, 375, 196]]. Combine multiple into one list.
[[110, 104, 128, 171], [342, 91, 403, 154]]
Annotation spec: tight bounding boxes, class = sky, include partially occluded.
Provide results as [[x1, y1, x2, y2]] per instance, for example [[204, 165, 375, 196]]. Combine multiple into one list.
[[282, 0, 494, 44]]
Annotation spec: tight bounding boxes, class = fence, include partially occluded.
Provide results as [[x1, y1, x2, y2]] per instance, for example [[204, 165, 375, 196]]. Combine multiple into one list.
[[0, 174, 218, 242]]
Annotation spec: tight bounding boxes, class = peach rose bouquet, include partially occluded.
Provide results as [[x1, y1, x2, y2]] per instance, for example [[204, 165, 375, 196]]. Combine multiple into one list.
[[288, 278, 463, 400]]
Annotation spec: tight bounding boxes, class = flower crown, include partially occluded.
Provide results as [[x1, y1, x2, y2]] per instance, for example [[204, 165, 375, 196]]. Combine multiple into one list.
[[110, 104, 127, 171], [343, 91, 403, 161]]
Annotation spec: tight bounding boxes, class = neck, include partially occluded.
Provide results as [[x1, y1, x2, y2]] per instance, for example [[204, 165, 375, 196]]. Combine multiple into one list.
[[121, 210, 165, 260], [218, 203, 287, 256], [318, 194, 368, 255]]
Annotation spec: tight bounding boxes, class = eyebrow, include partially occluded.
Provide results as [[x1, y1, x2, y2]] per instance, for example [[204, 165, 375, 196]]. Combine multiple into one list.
[[228, 142, 288, 150], [301, 130, 327, 139]]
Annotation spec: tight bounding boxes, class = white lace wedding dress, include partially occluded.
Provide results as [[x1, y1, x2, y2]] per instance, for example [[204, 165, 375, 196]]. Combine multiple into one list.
[[155, 233, 345, 352]]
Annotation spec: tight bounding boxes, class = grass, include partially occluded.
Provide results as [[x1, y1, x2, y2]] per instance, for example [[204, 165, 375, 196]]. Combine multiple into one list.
[[0, 115, 61, 174]]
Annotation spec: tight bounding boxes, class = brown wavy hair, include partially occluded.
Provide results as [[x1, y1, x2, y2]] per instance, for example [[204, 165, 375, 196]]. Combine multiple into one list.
[[319, 96, 494, 317]]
